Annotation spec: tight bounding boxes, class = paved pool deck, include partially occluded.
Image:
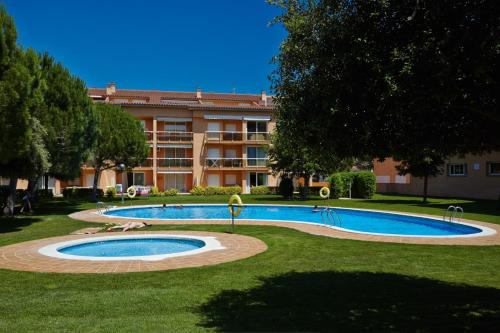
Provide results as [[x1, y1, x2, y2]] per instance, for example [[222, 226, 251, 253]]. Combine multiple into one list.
[[0, 230, 267, 273]]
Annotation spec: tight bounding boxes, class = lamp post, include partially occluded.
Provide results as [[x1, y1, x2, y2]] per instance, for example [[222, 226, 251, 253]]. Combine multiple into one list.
[[117, 164, 126, 204]]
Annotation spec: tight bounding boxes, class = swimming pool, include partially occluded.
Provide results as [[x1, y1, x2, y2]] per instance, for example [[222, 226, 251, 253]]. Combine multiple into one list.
[[38, 234, 225, 261], [103, 205, 494, 238]]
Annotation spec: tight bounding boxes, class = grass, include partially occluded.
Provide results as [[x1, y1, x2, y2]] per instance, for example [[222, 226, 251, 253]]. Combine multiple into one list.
[[0, 193, 499, 332]]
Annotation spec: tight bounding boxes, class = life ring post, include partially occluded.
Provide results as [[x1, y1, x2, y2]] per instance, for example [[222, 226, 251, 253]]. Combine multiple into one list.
[[228, 194, 243, 233]]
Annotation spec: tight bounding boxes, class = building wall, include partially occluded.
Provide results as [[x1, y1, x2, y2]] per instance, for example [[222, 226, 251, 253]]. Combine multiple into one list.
[[374, 153, 500, 200]]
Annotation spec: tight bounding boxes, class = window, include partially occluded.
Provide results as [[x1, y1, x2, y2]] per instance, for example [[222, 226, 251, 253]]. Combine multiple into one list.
[[165, 122, 187, 132], [246, 147, 267, 166], [448, 163, 467, 176], [249, 172, 267, 187], [488, 162, 500, 176], [225, 174, 237, 186], [133, 172, 145, 186], [247, 121, 267, 140]]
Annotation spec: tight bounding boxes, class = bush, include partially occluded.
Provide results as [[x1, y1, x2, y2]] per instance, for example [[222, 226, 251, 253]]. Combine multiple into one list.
[[190, 186, 206, 196], [250, 185, 270, 195], [150, 186, 160, 196], [328, 171, 375, 199], [62, 187, 103, 199], [36, 189, 54, 199], [278, 177, 294, 199], [105, 186, 116, 198], [163, 188, 178, 196], [189, 186, 242, 196], [352, 171, 376, 199]]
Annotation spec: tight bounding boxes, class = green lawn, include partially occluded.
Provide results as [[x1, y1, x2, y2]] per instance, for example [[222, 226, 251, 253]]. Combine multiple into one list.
[[0, 194, 499, 332]]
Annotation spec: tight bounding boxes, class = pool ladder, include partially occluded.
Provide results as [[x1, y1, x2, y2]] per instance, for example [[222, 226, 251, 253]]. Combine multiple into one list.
[[443, 205, 463, 222], [96, 202, 111, 215], [321, 207, 343, 227]]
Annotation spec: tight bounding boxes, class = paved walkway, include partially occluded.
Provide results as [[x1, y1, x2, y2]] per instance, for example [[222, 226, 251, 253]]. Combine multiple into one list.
[[0, 231, 267, 273], [70, 208, 500, 246]]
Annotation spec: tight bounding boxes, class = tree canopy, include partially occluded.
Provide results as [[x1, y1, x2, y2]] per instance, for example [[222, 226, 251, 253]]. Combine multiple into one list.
[[270, 0, 500, 162], [89, 103, 149, 198]]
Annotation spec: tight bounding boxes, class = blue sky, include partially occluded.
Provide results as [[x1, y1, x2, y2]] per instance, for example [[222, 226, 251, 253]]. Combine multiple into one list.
[[2, 0, 286, 94]]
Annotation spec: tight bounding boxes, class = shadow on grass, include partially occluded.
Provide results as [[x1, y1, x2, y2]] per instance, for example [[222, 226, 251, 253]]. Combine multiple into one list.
[[0, 216, 43, 234], [33, 198, 85, 216], [198, 271, 500, 332]]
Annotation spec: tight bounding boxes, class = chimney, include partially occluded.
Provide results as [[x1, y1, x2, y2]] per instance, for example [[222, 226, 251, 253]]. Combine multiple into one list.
[[261, 90, 267, 106], [196, 87, 202, 99], [106, 82, 116, 95]]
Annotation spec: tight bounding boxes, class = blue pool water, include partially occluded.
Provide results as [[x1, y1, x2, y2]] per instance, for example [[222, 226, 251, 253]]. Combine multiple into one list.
[[59, 238, 205, 257], [104, 205, 484, 237]]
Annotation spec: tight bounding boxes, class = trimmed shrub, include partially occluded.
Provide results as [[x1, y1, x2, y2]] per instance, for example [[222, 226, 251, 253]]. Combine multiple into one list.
[[105, 187, 116, 198], [224, 186, 242, 195], [163, 188, 178, 196], [190, 186, 206, 196], [36, 189, 53, 198], [328, 173, 344, 199], [250, 185, 270, 195], [62, 187, 103, 199], [352, 171, 376, 199], [278, 177, 294, 199], [150, 186, 160, 196], [329, 171, 376, 199]]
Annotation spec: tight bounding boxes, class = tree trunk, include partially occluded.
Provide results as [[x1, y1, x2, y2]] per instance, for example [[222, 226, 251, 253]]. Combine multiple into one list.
[[92, 167, 101, 202], [6, 177, 17, 216], [27, 177, 40, 205], [422, 175, 428, 203], [301, 172, 310, 200]]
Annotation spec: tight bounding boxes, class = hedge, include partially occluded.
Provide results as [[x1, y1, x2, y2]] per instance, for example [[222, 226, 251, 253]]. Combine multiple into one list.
[[250, 185, 270, 195], [62, 187, 103, 199], [189, 186, 242, 196], [328, 171, 375, 199]]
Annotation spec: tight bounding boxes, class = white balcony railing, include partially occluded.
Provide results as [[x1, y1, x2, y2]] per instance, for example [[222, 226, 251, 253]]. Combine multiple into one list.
[[205, 158, 268, 168], [157, 158, 193, 168], [206, 131, 270, 142], [157, 131, 193, 142], [137, 158, 154, 167]]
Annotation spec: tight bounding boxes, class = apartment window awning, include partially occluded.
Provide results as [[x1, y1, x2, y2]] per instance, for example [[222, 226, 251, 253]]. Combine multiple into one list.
[[243, 115, 271, 121], [157, 170, 193, 174], [156, 117, 192, 122], [204, 115, 242, 120], [157, 144, 192, 148]]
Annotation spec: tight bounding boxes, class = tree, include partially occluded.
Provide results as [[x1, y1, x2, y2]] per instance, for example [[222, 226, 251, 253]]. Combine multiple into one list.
[[89, 103, 148, 200], [394, 152, 445, 203], [35, 54, 97, 189], [270, 0, 500, 200]]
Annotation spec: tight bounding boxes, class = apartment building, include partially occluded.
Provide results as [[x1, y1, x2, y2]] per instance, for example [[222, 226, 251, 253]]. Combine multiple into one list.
[[374, 154, 500, 200], [78, 83, 278, 193]]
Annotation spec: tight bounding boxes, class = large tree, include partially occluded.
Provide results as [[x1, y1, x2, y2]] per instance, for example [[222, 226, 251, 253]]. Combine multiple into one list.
[[270, 0, 500, 199], [89, 103, 148, 200]]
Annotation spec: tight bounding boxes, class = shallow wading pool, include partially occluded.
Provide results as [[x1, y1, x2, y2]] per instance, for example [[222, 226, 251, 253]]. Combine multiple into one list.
[[103, 204, 495, 238]]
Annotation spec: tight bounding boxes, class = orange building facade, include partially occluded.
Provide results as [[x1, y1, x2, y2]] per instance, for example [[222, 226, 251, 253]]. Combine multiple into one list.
[[76, 83, 278, 194]]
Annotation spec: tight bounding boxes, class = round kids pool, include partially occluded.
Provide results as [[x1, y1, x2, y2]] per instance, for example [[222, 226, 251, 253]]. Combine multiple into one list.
[[38, 234, 225, 261], [103, 204, 494, 238]]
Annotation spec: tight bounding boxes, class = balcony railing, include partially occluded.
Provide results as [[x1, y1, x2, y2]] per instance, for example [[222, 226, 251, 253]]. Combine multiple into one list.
[[206, 131, 270, 142], [205, 158, 268, 168], [157, 131, 193, 142], [136, 158, 153, 167], [157, 158, 193, 168], [246, 158, 268, 167], [246, 132, 270, 141]]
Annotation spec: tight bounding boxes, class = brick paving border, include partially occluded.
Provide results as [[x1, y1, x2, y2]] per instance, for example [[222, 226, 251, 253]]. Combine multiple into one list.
[[69, 206, 500, 246], [0, 231, 267, 273]]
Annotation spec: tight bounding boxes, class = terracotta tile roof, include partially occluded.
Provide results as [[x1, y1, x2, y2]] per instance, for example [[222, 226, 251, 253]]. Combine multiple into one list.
[[87, 86, 274, 109]]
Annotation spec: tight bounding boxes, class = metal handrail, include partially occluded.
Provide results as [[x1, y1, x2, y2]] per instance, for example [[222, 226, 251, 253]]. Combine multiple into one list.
[[205, 158, 268, 168], [157, 158, 193, 167], [157, 131, 193, 142], [321, 207, 343, 227], [443, 205, 464, 222]]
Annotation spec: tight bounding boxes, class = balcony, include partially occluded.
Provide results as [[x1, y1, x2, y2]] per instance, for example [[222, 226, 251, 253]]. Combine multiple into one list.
[[205, 158, 268, 168], [145, 131, 153, 141], [205, 131, 270, 143], [136, 158, 154, 168], [157, 158, 193, 168], [157, 131, 193, 142]]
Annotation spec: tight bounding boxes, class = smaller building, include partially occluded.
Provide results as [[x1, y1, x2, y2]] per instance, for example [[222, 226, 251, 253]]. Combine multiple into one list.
[[374, 153, 500, 200]]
